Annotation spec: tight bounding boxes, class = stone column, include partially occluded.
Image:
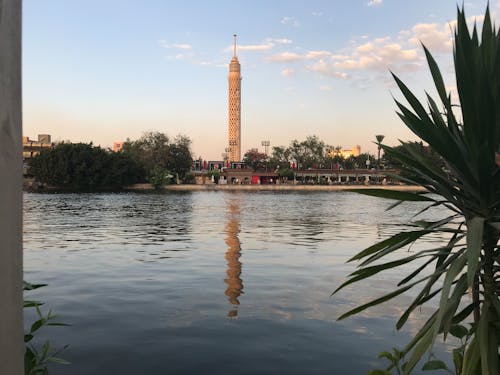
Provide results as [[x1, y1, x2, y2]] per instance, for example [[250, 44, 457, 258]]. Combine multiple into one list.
[[0, 0, 24, 373]]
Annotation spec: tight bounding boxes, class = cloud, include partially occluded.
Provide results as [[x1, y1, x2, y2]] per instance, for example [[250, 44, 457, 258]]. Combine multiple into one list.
[[239, 43, 274, 51], [307, 59, 348, 79], [319, 85, 333, 91], [267, 38, 293, 44], [281, 68, 295, 77], [305, 50, 331, 59], [409, 23, 453, 53], [225, 42, 274, 52], [312, 11, 324, 17], [281, 16, 300, 27], [159, 40, 192, 50], [266, 52, 302, 62], [332, 38, 420, 73], [367, 0, 383, 6]]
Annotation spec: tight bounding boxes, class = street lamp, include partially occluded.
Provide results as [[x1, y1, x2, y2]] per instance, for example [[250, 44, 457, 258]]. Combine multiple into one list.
[[375, 135, 385, 169], [261, 140, 270, 171]]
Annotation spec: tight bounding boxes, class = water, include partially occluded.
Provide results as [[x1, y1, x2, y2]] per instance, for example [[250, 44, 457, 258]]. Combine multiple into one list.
[[23, 191, 453, 374]]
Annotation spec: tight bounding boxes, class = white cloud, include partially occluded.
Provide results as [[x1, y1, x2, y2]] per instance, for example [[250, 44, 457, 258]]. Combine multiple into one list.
[[281, 16, 300, 27], [281, 68, 295, 77], [159, 40, 192, 50], [319, 85, 333, 91], [305, 50, 331, 59], [266, 52, 302, 62], [367, 0, 383, 7], [225, 42, 274, 52], [332, 38, 420, 72], [312, 11, 324, 17], [409, 23, 453, 53], [267, 38, 293, 44], [307, 59, 348, 79]]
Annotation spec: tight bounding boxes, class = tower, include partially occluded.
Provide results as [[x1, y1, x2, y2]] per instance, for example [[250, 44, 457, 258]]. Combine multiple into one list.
[[228, 34, 241, 162]]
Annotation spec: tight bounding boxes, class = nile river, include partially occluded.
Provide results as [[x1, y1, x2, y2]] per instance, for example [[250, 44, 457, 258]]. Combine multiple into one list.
[[23, 191, 451, 374]]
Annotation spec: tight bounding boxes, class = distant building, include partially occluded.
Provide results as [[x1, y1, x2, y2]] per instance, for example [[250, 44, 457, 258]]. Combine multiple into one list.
[[327, 145, 361, 159], [37, 134, 51, 143], [113, 142, 124, 152], [22, 134, 54, 160]]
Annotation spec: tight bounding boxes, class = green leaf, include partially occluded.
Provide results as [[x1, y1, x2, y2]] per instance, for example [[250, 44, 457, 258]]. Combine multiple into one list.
[[367, 370, 391, 375], [338, 284, 413, 321], [23, 282, 47, 291], [404, 323, 435, 374], [422, 359, 447, 371], [348, 230, 430, 263], [24, 300, 44, 308], [24, 334, 34, 343], [378, 351, 394, 361], [452, 348, 464, 374], [30, 319, 45, 334], [449, 324, 468, 339], [466, 217, 485, 287], [346, 188, 435, 202]]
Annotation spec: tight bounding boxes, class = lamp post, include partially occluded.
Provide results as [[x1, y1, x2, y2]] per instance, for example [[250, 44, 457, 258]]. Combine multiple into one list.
[[375, 135, 385, 169], [261, 140, 270, 171]]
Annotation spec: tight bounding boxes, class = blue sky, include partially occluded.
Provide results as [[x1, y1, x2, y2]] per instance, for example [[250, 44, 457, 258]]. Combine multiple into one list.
[[23, 0, 498, 159]]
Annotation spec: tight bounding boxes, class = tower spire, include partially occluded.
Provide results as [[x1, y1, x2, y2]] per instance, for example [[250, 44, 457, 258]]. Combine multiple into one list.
[[233, 34, 237, 58]]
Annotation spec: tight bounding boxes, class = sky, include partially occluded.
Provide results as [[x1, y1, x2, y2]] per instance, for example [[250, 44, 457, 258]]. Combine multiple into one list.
[[23, 0, 499, 160]]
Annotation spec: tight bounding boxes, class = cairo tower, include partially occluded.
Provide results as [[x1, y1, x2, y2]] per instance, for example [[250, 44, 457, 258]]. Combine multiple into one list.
[[228, 34, 241, 162]]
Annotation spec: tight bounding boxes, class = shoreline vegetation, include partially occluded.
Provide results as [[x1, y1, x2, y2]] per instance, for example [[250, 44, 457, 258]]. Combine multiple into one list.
[[141, 184, 427, 192], [23, 179, 426, 193]]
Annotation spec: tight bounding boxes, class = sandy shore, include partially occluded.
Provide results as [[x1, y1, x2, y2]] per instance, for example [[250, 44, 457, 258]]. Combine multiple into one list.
[[126, 183, 427, 192]]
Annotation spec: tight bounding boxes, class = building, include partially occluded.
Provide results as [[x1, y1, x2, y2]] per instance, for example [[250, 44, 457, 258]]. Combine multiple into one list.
[[113, 141, 124, 152], [228, 34, 242, 162], [327, 145, 361, 159], [22, 134, 53, 160]]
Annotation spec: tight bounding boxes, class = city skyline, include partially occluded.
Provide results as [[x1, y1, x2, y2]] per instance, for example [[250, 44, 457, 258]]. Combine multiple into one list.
[[23, 0, 498, 159]]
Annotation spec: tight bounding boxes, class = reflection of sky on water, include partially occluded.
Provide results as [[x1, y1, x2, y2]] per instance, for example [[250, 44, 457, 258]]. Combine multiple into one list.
[[23, 191, 453, 374]]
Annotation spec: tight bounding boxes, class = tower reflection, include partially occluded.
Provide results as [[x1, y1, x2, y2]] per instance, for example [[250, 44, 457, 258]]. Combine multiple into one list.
[[224, 198, 244, 317]]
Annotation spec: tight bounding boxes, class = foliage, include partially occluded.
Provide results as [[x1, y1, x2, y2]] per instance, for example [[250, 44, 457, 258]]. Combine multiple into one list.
[[288, 135, 326, 169], [242, 149, 268, 170], [183, 172, 196, 184], [122, 131, 193, 179], [148, 166, 173, 189], [24, 282, 69, 375], [207, 169, 220, 183], [268, 146, 291, 170], [334, 6, 499, 374], [29, 142, 142, 190], [277, 167, 294, 180], [383, 143, 443, 177]]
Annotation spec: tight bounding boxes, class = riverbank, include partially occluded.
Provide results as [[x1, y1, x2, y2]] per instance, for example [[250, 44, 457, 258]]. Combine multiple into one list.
[[126, 183, 427, 192]]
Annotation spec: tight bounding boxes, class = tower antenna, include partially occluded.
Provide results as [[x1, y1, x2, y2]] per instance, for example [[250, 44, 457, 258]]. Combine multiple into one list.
[[233, 34, 237, 57]]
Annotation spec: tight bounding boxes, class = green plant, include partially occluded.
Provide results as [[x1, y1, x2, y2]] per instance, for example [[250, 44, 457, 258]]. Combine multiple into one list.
[[334, 6, 499, 374], [24, 282, 69, 375], [148, 166, 172, 189]]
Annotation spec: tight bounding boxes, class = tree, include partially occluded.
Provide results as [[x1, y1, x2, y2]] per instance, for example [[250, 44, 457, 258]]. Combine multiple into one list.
[[29, 142, 141, 190], [269, 145, 291, 170], [288, 135, 326, 169], [242, 149, 268, 170], [122, 131, 193, 181], [344, 153, 375, 170], [167, 135, 193, 178], [334, 6, 499, 374], [122, 131, 170, 175]]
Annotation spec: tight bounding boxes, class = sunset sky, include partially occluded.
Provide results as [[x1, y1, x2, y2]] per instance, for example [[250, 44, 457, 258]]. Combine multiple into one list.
[[23, 0, 498, 159]]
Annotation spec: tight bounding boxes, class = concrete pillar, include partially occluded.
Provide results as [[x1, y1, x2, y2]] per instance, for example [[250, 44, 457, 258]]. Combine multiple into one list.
[[0, 0, 24, 373]]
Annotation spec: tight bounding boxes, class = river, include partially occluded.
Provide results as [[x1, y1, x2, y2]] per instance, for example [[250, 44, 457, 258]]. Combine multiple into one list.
[[23, 191, 452, 374]]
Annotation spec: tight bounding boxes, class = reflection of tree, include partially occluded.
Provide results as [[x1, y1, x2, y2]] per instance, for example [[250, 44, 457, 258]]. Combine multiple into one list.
[[224, 198, 244, 317]]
